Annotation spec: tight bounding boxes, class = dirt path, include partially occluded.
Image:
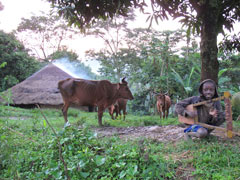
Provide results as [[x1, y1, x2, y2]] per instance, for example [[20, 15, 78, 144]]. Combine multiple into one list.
[[93, 124, 239, 142], [94, 125, 187, 142]]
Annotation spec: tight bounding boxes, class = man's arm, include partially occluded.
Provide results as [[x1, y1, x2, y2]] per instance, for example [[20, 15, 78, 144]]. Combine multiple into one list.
[[175, 96, 198, 117]]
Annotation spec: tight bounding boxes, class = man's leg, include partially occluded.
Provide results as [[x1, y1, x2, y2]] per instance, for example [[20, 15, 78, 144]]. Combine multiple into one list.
[[187, 127, 208, 138]]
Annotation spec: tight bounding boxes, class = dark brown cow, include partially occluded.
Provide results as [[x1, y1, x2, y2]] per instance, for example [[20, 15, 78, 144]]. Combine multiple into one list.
[[156, 93, 171, 119], [108, 98, 128, 120], [58, 78, 134, 126]]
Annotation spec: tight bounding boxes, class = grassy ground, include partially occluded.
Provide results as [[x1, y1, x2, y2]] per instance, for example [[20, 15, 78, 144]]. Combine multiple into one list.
[[0, 105, 240, 179]]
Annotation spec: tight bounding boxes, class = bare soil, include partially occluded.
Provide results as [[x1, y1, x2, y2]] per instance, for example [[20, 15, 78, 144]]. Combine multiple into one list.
[[93, 124, 235, 142]]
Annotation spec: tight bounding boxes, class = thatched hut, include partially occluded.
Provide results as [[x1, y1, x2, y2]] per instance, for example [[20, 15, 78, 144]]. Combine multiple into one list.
[[0, 63, 88, 110]]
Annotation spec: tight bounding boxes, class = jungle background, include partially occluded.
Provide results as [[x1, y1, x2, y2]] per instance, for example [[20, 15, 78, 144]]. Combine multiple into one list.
[[1, 0, 240, 179]]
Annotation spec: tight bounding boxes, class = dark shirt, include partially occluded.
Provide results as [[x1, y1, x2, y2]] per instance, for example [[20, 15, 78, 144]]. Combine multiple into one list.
[[175, 96, 225, 129]]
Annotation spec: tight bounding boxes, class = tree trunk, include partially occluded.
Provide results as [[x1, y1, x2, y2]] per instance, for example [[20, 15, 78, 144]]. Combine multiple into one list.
[[200, 4, 219, 84]]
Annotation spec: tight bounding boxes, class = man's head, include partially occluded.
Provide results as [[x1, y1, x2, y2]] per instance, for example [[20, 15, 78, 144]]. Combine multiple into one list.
[[202, 81, 216, 100], [199, 79, 218, 99]]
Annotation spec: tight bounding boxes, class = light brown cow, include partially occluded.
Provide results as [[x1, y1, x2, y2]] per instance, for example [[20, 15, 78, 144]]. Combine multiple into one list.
[[58, 78, 134, 126], [108, 98, 128, 120], [156, 93, 171, 119]]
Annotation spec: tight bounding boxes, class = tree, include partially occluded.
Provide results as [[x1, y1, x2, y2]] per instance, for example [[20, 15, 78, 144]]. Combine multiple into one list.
[[47, 0, 240, 84], [0, 31, 40, 91], [16, 13, 78, 60], [85, 12, 135, 82], [47, 48, 78, 62]]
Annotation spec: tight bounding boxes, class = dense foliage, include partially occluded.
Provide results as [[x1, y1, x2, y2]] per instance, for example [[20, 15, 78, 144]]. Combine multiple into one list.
[[86, 27, 240, 115], [47, 0, 240, 84], [0, 106, 240, 179], [0, 30, 41, 91]]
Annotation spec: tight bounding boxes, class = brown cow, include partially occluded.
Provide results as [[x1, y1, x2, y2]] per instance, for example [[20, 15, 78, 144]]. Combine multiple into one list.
[[58, 78, 134, 126], [108, 103, 118, 120], [108, 98, 128, 120], [156, 93, 171, 119]]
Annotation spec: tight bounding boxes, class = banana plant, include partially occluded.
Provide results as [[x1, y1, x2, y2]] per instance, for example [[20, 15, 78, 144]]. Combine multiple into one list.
[[171, 67, 198, 97]]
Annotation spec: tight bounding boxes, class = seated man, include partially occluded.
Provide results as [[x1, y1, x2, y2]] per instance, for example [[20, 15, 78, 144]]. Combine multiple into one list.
[[175, 79, 225, 140]]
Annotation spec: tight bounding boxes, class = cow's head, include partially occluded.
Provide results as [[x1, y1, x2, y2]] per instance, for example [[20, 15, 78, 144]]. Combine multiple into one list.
[[118, 78, 134, 100], [156, 93, 166, 107]]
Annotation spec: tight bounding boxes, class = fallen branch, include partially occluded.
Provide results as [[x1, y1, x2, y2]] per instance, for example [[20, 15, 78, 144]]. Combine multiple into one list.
[[37, 104, 70, 180]]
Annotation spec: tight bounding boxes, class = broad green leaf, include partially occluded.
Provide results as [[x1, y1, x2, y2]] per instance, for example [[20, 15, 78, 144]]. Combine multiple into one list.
[[80, 172, 90, 178], [95, 155, 106, 166], [119, 171, 126, 178], [218, 68, 228, 78]]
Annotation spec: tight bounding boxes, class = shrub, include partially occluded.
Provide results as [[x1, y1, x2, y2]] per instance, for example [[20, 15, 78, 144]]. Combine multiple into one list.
[[231, 92, 240, 120]]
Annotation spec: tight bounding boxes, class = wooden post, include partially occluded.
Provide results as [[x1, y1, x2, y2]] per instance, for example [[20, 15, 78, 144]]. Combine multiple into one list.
[[224, 92, 233, 138]]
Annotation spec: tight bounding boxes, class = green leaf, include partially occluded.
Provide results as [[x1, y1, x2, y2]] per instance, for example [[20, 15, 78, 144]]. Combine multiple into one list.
[[95, 155, 106, 166], [60, 137, 70, 144], [80, 172, 90, 178], [0, 62, 7, 68], [78, 160, 86, 168], [218, 68, 228, 78], [119, 171, 126, 178], [43, 119, 47, 128]]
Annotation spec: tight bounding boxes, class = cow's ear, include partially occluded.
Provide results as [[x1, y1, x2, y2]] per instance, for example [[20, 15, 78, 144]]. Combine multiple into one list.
[[62, 79, 75, 96], [117, 83, 120, 90]]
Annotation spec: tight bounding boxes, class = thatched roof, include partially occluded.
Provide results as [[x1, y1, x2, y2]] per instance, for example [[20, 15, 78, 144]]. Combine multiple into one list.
[[1, 63, 73, 106]]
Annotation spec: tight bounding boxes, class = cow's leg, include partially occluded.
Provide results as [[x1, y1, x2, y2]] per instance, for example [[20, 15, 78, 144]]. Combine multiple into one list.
[[123, 109, 126, 121], [115, 110, 118, 119], [163, 110, 166, 119], [166, 109, 169, 119], [98, 106, 104, 126], [62, 102, 70, 123], [159, 111, 162, 119], [119, 110, 122, 120], [108, 106, 114, 120]]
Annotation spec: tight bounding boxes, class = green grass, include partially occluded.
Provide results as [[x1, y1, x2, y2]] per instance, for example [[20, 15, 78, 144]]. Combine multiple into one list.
[[0, 105, 179, 130], [1, 105, 240, 180]]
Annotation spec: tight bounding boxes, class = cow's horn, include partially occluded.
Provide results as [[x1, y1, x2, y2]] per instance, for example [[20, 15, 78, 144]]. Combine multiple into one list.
[[122, 77, 127, 84]]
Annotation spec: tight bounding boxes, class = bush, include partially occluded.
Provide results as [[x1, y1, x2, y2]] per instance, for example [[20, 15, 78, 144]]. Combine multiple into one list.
[[0, 125, 177, 179], [231, 92, 240, 120]]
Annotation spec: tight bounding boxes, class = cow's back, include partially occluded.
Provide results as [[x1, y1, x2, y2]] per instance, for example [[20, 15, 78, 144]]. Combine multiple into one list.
[[58, 78, 117, 106], [71, 79, 100, 106], [58, 78, 98, 106], [165, 95, 171, 109]]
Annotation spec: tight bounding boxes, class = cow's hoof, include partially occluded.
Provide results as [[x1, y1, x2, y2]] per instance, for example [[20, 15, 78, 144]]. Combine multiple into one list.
[[64, 121, 71, 128]]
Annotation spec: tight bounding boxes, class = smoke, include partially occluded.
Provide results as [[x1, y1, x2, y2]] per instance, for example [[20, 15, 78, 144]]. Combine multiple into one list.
[[52, 57, 93, 79]]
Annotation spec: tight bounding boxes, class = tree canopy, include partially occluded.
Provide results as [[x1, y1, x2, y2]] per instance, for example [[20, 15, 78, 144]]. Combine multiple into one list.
[[47, 0, 240, 84], [0, 30, 41, 91], [16, 13, 79, 60]]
